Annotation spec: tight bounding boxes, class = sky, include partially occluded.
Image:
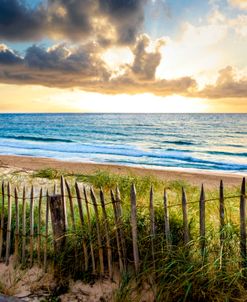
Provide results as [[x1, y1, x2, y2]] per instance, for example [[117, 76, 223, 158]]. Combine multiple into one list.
[[0, 0, 246, 113]]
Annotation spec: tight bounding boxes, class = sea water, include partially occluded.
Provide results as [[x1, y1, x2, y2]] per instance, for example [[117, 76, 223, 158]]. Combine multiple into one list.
[[0, 113, 246, 173]]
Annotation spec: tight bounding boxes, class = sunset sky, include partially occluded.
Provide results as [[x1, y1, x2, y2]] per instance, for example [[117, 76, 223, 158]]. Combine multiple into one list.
[[0, 0, 246, 112]]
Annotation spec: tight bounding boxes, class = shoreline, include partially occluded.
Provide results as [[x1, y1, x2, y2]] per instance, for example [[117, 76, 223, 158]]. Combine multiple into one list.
[[0, 154, 244, 188]]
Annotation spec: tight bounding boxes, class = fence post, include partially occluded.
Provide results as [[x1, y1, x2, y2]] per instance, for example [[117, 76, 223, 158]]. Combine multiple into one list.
[[0, 181, 4, 261], [182, 187, 189, 245], [37, 188, 42, 265], [75, 182, 89, 271], [240, 177, 246, 269], [83, 186, 96, 275], [100, 188, 113, 279], [30, 186, 34, 267], [199, 184, 206, 259], [90, 187, 104, 276], [65, 180, 76, 232], [44, 190, 49, 272], [14, 188, 19, 263], [111, 190, 123, 273], [164, 189, 171, 249], [53, 183, 57, 195], [115, 186, 127, 271], [5, 182, 12, 265], [219, 180, 225, 270], [22, 186, 26, 265], [150, 186, 155, 267], [130, 184, 140, 274], [60, 176, 68, 231], [49, 194, 67, 278]]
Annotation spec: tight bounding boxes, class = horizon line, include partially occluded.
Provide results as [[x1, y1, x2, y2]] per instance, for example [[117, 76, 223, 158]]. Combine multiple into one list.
[[0, 112, 246, 114]]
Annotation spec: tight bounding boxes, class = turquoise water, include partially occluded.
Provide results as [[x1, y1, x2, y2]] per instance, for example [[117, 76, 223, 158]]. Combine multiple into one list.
[[0, 113, 246, 172]]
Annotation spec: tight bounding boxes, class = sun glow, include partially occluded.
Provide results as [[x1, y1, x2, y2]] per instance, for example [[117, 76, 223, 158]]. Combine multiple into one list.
[[36, 90, 209, 113]]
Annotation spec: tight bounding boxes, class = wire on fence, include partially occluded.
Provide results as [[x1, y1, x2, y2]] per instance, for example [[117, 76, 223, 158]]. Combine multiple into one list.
[[0, 187, 246, 209]]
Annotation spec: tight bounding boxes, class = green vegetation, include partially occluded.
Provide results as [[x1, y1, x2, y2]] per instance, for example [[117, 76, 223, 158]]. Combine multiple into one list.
[[76, 170, 163, 199], [0, 169, 245, 301], [32, 168, 65, 179]]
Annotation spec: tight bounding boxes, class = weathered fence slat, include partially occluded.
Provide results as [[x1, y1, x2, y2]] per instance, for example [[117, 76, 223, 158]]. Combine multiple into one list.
[[182, 187, 189, 245], [100, 188, 113, 279], [219, 180, 225, 239], [130, 184, 140, 274], [5, 183, 12, 265], [53, 183, 57, 195], [90, 187, 104, 276], [49, 194, 67, 279], [65, 180, 76, 231], [22, 187, 26, 265], [44, 190, 49, 272], [60, 176, 68, 230], [14, 188, 19, 261], [83, 186, 96, 274], [37, 188, 42, 265], [0, 181, 4, 260], [115, 186, 127, 271], [240, 177, 246, 268], [75, 182, 89, 271], [150, 186, 155, 266], [30, 186, 34, 267], [65, 180, 78, 264], [111, 190, 123, 273], [199, 184, 206, 258], [164, 189, 171, 248], [219, 180, 225, 270]]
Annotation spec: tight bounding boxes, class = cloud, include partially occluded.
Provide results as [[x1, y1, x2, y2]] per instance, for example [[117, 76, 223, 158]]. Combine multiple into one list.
[[99, 0, 146, 44], [130, 34, 165, 80], [0, 44, 22, 64], [0, 0, 148, 45], [228, 14, 247, 37], [24, 43, 109, 79], [46, 0, 96, 40], [229, 0, 247, 10], [198, 66, 247, 98], [0, 0, 46, 40], [99, 76, 197, 96], [0, 41, 196, 96]]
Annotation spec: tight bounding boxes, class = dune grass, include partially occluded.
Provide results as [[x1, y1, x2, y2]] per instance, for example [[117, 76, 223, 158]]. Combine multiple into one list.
[[0, 169, 246, 301]]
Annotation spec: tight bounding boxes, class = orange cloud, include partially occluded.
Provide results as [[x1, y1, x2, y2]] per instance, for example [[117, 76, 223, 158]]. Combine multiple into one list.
[[229, 0, 247, 10], [197, 66, 247, 98]]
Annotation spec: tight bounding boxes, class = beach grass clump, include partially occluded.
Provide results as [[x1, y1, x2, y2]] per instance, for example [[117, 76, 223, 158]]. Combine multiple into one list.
[[75, 170, 164, 200], [32, 168, 64, 180]]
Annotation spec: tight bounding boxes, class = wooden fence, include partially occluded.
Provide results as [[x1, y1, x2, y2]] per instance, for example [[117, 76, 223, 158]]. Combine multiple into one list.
[[0, 176, 246, 279]]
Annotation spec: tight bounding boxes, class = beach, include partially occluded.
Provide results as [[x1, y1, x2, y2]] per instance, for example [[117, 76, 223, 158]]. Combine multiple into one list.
[[0, 155, 244, 188]]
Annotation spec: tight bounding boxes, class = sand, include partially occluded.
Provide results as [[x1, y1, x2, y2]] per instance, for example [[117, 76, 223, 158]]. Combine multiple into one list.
[[0, 155, 244, 188], [0, 257, 119, 302]]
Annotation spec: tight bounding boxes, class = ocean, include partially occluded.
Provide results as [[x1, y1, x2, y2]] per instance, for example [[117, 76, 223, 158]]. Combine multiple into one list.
[[0, 113, 246, 173]]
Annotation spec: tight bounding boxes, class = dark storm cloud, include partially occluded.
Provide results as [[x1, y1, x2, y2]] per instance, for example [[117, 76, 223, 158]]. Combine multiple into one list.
[[0, 0, 46, 40], [0, 0, 148, 44], [46, 0, 95, 40], [99, 0, 146, 44]]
